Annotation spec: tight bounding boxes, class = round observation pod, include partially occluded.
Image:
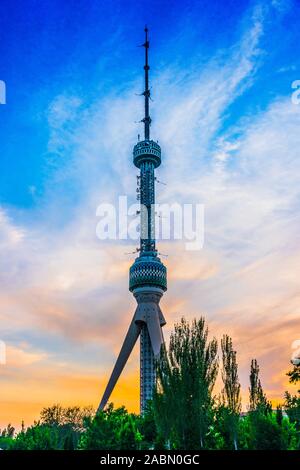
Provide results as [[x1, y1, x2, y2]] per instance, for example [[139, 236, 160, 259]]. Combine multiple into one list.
[[129, 256, 167, 292], [133, 140, 161, 168]]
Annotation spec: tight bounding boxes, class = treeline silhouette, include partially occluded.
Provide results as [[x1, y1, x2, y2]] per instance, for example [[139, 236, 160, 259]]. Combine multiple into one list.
[[1, 317, 300, 450]]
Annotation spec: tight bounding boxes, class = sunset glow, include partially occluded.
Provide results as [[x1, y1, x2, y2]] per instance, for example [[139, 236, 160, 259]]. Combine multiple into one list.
[[1, 0, 300, 429]]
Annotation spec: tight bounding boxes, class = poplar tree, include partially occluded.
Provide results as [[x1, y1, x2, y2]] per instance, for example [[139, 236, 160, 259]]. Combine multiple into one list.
[[249, 359, 272, 414], [284, 363, 300, 431], [220, 335, 241, 449], [154, 317, 218, 449]]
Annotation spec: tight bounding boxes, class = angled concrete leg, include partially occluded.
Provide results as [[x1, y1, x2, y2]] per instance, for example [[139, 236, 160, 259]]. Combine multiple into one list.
[[146, 308, 164, 357], [98, 317, 141, 411]]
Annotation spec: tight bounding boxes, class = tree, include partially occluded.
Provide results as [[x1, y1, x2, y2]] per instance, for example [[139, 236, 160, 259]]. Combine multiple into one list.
[[78, 404, 141, 450], [153, 317, 218, 449], [9, 405, 95, 450], [276, 405, 283, 426], [39, 404, 95, 448], [240, 412, 288, 450], [11, 424, 60, 450], [5, 325, 300, 450], [249, 359, 272, 414], [40, 404, 64, 426], [287, 364, 300, 390], [284, 392, 300, 431], [244, 359, 292, 450], [284, 363, 300, 442], [63, 432, 75, 450], [0, 424, 15, 450], [40, 404, 94, 431], [219, 335, 241, 450], [1, 423, 15, 438], [138, 402, 159, 449]]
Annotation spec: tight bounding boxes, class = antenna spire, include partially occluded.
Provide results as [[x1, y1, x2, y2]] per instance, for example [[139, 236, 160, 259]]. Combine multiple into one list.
[[143, 26, 151, 140]]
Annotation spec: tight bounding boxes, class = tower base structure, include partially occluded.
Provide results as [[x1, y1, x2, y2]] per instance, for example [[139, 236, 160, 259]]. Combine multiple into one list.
[[98, 286, 166, 414], [134, 287, 166, 412]]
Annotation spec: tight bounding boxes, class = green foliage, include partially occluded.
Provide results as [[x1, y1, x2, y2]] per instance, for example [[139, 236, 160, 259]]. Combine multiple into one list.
[[215, 405, 239, 450], [240, 359, 295, 449], [276, 405, 283, 426], [0, 424, 16, 450], [78, 404, 142, 450], [240, 412, 293, 450], [11, 424, 60, 450], [284, 363, 300, 440], [284, 392, 300, 431], [287, 365, 300, 389], [219, 335, 241, 449], [0, 436, 14, 450], [205, 424, 225, 450], [137, 402, 159, 449], [40, 404, 94, 431], [249, 359, 272, 414], [1, 423, 15, 438], [280, 416, 299, 450], [221, 335, 241, 415], [3, 319, 300, 451], [63, 432, 75, 450], [9, 404, 94, 450], [153, 317, 218, 449]]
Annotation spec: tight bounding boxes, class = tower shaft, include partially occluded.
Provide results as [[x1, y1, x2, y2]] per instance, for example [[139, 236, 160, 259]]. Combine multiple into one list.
[[140, 322, 155, 411], [140, 161, 155, 253]]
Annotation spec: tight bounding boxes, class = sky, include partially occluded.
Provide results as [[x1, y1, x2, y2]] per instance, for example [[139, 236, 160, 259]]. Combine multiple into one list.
[[1, 0, 300, 429]]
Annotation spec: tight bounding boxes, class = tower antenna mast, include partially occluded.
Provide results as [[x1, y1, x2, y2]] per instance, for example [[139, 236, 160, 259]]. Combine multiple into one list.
[[143, 26, 151, 140]]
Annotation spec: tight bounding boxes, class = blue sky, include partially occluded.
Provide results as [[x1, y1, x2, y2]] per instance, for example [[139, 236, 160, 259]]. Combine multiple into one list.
[[1, 0, 300, 427], [1, 0, 298, 208]]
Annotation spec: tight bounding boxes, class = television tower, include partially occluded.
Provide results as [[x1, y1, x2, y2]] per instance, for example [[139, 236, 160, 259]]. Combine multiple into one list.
[[98, 27, 167, 413]]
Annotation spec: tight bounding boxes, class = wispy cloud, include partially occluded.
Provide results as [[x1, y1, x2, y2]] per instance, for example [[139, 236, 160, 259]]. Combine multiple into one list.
[[1, 2, 299, 425]]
